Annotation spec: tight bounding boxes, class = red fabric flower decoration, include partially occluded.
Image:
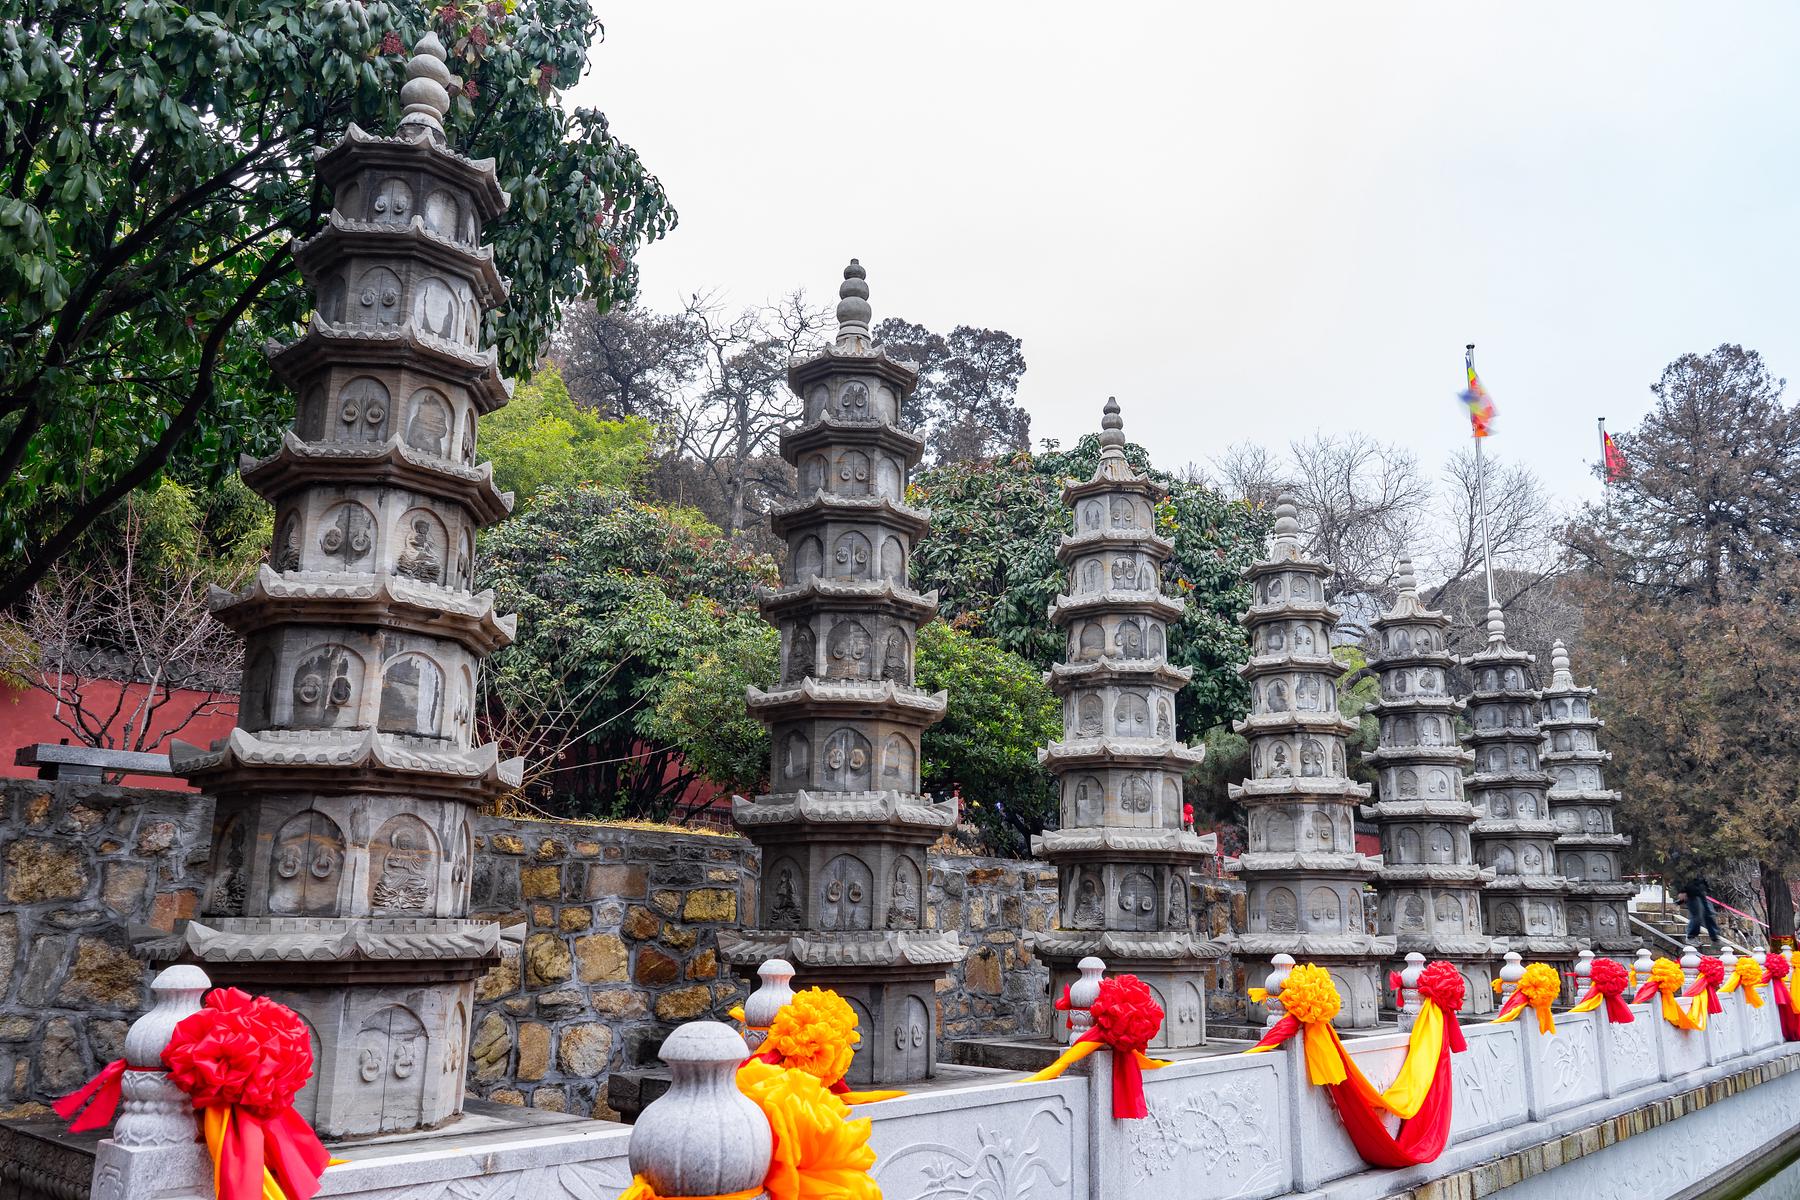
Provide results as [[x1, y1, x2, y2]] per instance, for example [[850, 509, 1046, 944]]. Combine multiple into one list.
[[1589, 957, 1629, 995], [162, 988, 314, 1117], [1090, 975, 1163, 1053], [1416, 961, 1465, 1012], [1767, 954, 1792, 982], [1684, 956, 1727, 1014]]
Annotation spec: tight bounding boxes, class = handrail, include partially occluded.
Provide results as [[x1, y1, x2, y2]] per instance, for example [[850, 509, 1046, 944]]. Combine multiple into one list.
[[1707, 894, 1770, 929], [1628, 913, 1751, 957]]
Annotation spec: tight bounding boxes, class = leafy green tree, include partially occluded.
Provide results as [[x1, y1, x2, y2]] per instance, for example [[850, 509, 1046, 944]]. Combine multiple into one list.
[[479, 363, 653, 502], [0, 0, 675, 607], [871, 319, 1030, 465], [910, 433, 1268, 742], [641, 614, 779, 800]]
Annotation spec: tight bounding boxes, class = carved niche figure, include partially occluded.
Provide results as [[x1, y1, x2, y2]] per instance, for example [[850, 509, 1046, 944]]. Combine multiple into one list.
[[887, 858, 921, 929], [821, 728, 873, 790], [1115, 692, 1149, 736], [820, 854, 873, 931], [880, 630, 907, 681], [1072, 777, 1102, 825], [456, 528, 475, 589], [1269, 742, 1291, 777], [1266, 680, 1289, 712], [1264, 626, 1285, 653], [1139, 563, 1156, 590], [1488, 791, 1511, 818], [1073, 872, 1104, 925], [831, 531, 871, 580], [1077, 622, 1104, 660], [1167, 876, 1187, 925], [782, 731, 810, 781], [241, 648, 275, 730], [1082, 560, 1102, 592], [835, 449, 870, 495], [1156, 698, 1172, 739], [1080, 500, 1102, 531], [1398, 768, 1418, 797], [378, 652, 445, 737], [1262, 576, 1284, 603], [291, 644, 360, 728], [786, 624, 816, 683], [1502, 667, 1522, 689], [826, 620, 873, 680], [1493, 901, 1522, 934], [269, 810, 346, 915], [1266, 886, 1298, 932], [836, 381, 870, 421], [1397, 828, 1421, 861], [370, 816, 437, 912], [405, 390, 452, 456], [769, 859, 803, 927], [1148, 625, 1165, 658], [1400, 895, 1426, 930], [1077, 694, 1103, 736], [396, 513, 446, 584], [880, 733, 915, 789], [794, 536, 823, 580], [1568, 907, 1590, 935], [209, 816, 249, 915], [275, 514, 302, 571], [1264, 809, 1296, 852]]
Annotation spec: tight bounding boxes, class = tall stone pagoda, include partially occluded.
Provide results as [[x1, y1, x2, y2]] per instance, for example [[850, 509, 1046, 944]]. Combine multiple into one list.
[[1541, 641, 1635, 954], [718, 261, 963, 1086], [167, 36, 520, 1138], [1463, 607, 1576, 962], [1030, 399, 1222, 1049], [1363, 555, 1496, 1011], [1231, 497, 1392, 1027]]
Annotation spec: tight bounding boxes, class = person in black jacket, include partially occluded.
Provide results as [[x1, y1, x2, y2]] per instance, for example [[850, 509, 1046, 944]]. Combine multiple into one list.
[[1678, 875, 1720, 944]]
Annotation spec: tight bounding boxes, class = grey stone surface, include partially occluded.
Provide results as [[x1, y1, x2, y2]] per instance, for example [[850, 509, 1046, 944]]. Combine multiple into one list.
[[1030, 399, 1222, 1048], [1539, 641, 1636, 953], [1363, 555, 1497, 1012], [163, 35, 519, 1138], [628, 1022, 769, 1197], [720, 261, 961, 1085], [1229, 496, 1393, 1026], [1462, 606, 1576, 964]]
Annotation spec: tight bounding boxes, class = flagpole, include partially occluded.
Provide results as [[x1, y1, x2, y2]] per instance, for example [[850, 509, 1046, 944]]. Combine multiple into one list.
[[1598, 416, 1610, 520], [1469, 344, 1496, 611]]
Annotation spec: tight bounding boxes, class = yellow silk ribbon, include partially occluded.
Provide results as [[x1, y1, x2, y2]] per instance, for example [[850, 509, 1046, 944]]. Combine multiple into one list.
[[1379, 1002, 1446, 1120], [1025, 1039, 1170, 1083], [1721, 969, 1765, 1008], [1567, 991, 1604, 1014]]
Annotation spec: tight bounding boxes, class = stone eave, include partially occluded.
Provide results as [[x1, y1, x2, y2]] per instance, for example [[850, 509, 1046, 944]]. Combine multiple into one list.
[[1483, 874, 1572, 892], [240, 430, 513, 524], [1390, 934, 1507, 957], [1030, 929, 1225, 962], [1465, 727, 1553, 747], [1469, 817, 1563, 837], [768, 493, 930, 540], [209, 565, 517, 653], [1363, 745, 1473, 769], [1046, 657, 1193, 693], [266, 319, 512, 413], [171, 728, 523, 802], [1466, 769, 1554, 788], [754, 578, 939, 623], [1030, 827, 1217, 860], [1460, 640, 1537, 668], [1228, 932, 1398, 957], [1238, 650, 1340, 679], [1366, 695, 1466, 718], [1231, 850, 1381, 876], [1244, 551, 1331, 581], [1362, 799, 1483, 821], [1231, 709, 1359, 737], [315, 123, 508, 219], [1046, 589, 1184, 625], [1495, 935, 1580, 955], [1054, 527, 1176, 564], [1243, 597, 1340, 623], [778, 417, 925, 466], [1563, 880, 1640, 897], [176, 917, 501, 964], [1542, 749, 1614, 768], [1372, 593, 1449, 625], [1548, 788, 1622, 803], [1376, 863, 1496, 884], [745, 679, 948, 722], [1059, 471, 1167, 507], [718, 928, 964, 969], [787, 343, 920, 392], [1039, 738, 1205, 770], [1230, 777, 1371, 801], [294, 214, 508, 307], [732, 789, 957, 831], [1555, 832, 1631, 849]]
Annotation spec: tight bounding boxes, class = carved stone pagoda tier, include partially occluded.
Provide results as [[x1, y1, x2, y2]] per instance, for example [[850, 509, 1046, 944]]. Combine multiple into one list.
[[1362, 556, 1497, 1013], [166, 37, 521, 1139], [1541, 641, 1636, 953], [1028, 399, 1223, 1050], [1463, 607, 1575, 961], [1230, 498, 1393, 1028], [718, 262, 962, 1086]]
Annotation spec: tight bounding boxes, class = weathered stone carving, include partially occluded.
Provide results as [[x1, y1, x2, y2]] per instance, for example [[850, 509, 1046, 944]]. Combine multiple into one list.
[[1031, 399, 1221, 1048], [1541, 640, 1635, 952]]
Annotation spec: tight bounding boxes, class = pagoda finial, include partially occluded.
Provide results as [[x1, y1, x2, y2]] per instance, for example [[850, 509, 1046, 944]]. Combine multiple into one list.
[[1272, 492, 1301, 548], [1395, 551, 1417, 597], [398, 32, 454, 140], [1486, 603, 1507, 645], [1098, 396, 1126, 459], [1551, 639, 1573, 688], [835, 259, 872, 352]]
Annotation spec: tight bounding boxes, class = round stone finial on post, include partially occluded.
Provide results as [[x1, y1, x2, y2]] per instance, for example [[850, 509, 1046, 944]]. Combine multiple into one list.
[[114, 964, 211, 1149], [1498, 950, 1524, 996], [1395, 552, 1417, 597], [1065, 956, 1106, 1044], [740, 958, 795, 1052], [1097, 397, 1126, 460], [1486, 605, 1507, 646], [1633, 946, 1654, 984], [1396, 952, 1425, 1030], [398, 32, 454, 139], [629, 1022, 772, 1199], [1574, 949, 1594, 982], [1754, 946, 1769, 968], [1262, 953, 1296, 1028], [834, 259, 872, 351], [1722, 946, 1739, 973], [1550, 639, 1574, 689], [1680, 945, 1701, 988]]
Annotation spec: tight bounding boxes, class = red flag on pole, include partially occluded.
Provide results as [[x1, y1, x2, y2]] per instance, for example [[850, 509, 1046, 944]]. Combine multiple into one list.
[[1602, 430, 1628, 482]]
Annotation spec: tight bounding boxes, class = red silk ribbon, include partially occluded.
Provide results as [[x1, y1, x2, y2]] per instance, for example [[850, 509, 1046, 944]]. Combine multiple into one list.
[[1684, 957, 1726, 1015], [51, 1059, 126, 1133]]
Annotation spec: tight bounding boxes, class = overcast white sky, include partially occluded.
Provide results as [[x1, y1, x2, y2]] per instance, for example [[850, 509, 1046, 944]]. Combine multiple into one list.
[[571, 3, 1800, 510]]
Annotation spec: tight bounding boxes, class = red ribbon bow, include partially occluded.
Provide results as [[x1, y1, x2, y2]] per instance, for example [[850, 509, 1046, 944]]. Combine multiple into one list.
[[1574, 958, 1635, 1023], [52, 1059, 126, 1132], [1684, 957, 1726, 1015], [1388, 971, 1406, 1012], [1764, 956, 1800, 1041], [1416, 961, 1468, 1052], [1054, 984, 1074, 1030], [1081, 975, 1165, 1119]]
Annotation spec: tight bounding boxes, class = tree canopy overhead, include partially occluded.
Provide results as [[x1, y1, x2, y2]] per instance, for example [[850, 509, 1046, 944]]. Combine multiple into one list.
[[0, 0, 674, 606], [872, 318, 1030, 466]]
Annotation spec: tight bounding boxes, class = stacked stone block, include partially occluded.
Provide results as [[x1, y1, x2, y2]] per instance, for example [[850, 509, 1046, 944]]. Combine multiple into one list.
[[1463, 607, 1576, 961], [1540, 641, 1636, 954], [1231, 498, 1393, 1027], [1031, 398, 1222, 1048], [166, 37, 521, 1137], [1363, 557, 1496, 1011], [719, 261, 962, 1085]]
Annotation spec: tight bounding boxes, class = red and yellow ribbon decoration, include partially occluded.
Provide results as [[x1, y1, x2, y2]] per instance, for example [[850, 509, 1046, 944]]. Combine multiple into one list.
[[1632, 957, 1700, 1030], [1245, 961, 1464, 1167], [52, 1059, 127, 1132], [1682, 956, 1726, 1030], [1567, 958, 1635, 1024], [1764, 954, 1800, 1041], [746, 988, 906, 1105], [1025, 974, 1170, 1119], [1491, 963, 1561, 1034], [1720, 957, 1766, 1009]]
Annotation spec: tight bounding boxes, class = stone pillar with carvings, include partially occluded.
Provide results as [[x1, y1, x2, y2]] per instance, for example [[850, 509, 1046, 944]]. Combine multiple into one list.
[[717, 261, 963, 1085], [166, 36, 519, 1137], [1230, 497, 1393, 1028], [1363, 554, 1497, 1013], [1540, 640, 1636, 956], [1463, 607, 1576, 967], [1030, 398, 1223, 1049], [89, 966, 213, 1200]]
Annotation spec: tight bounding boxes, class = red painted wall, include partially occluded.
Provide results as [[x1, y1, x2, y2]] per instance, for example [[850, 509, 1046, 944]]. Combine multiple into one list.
[[0, 677, 238, 791]]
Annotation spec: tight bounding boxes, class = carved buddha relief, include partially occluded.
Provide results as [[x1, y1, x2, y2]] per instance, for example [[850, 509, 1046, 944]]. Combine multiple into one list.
[[1076, 693, 1103, 736], [820, 855, 873, 930], [209, 815, 248, 916], [1266, 886, 1298, 933], [887, 858, 921, 929], [404, 389, 452, 456], [1400, 895, 1426, 930], [269, 810, 346, 915], [1080, 501, 1102, 531], [378, 652, 444, 737], [456, 527, 475, 589], [1569, 907, 1591, 935], [1073, 871, 1104, 926], [1167, 875, 1187, 926], [1397, 827, 1421, 862], [290, 644, 361, 729], [880, 629, 908, 682], [1082, 560, 1102, 592], [274, 513, 303, 572], [1493, 901, 1522, 935], [395, 510, 447, 584], [785, 624, 815, 683], [1156, 698, 1172, 739], [1072, 776, 1102, 825], [880, 733, 915, 790], [768, 858, 803, 927], [1148, 624, 1165, 659], [794, 536, 823, 581], [370, 815, 438, 913], [1398, 768, 1418, 797], [781, 731, 810, 782]]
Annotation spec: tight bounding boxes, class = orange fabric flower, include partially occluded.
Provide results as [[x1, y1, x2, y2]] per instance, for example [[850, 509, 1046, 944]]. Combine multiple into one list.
[[764, 988, 859, 1088]]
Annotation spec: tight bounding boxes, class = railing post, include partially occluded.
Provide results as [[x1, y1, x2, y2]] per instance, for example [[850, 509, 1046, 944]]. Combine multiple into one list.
[[1263, 953, 1295, 1029], [629, 1022, 772, 1199], [1066, 956, 1106, 1045], [740, 958, 795, 1053], [90, 966, 214, 1200], [1396, 952, 1424, 1031]]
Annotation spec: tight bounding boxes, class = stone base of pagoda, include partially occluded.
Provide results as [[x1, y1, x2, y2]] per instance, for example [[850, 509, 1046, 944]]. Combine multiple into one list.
[[718, 928, 965, 1085], [1033, 930, 1222, 1049]]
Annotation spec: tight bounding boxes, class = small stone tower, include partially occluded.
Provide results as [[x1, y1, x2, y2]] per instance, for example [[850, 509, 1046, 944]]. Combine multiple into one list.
[[1540, 641, 1635, 954], [1031, 399, 1222, 1049], [1463, 607, 1575, 961], [169, 36, 520, 1137], [718, 261, 963, 1086], [1231, 497, 1392, 1027], [1363, 555, 1496, 1011]]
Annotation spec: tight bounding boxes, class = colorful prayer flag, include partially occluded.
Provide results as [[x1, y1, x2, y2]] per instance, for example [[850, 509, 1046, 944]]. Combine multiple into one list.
[[1602, 430, 1628, 482], [1459, 346, 1495, 438]]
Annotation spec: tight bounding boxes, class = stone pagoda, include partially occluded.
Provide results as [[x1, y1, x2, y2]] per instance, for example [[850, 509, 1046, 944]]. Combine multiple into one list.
[[167, 37, 520, 1138], [1540, 641, 1635, 954], [1362, 555, 1496, 1012], [1231, 497, 1392, 1027], [1463, 607, 1576, 963], [1030, 399, 1222, 1049], [718, 261, 963, 1086]]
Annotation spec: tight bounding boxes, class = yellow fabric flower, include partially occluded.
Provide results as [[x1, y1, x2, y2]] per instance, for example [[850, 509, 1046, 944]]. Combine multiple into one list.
[[766, 988, 860, 1087], [1516, 963, 1560, 1008], [1724, 957, 1766, 1007], [736, 1061, 879, 1200], [1649, 957, 1685, 993], [1279, 964, 1342, 1026]]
